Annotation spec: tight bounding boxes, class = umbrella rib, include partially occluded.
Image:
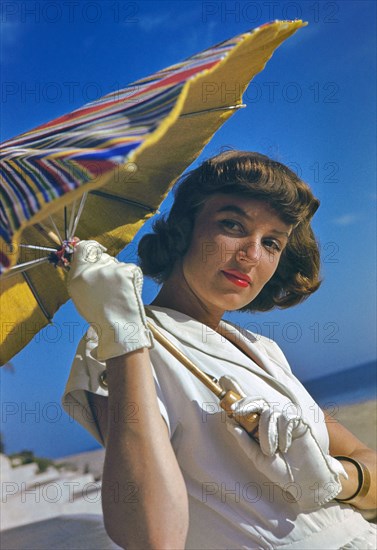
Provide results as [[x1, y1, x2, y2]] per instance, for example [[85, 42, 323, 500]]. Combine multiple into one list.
[[1, 257, 50, 279], [22, 270, 53, 323], [64, 207, 68, 241], [67, 199, 77, 241], [34, 223, 62, 246], [48, 217, 63, 244], [70, 192, 88, 240], [89, 190, 155, 212], [19, 244, 57, 253], [180, 103, 246, 118]]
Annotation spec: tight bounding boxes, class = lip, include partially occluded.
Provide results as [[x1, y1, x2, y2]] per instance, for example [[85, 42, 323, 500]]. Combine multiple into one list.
[[221, 270, 251, 288]]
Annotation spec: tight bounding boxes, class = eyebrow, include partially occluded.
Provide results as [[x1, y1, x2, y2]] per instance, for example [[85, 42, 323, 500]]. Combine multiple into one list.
[[216, 205, 291, 238]]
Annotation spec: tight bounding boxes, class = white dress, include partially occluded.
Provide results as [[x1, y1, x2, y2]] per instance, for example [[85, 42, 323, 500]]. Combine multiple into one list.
[[62, 305, 376, 549]]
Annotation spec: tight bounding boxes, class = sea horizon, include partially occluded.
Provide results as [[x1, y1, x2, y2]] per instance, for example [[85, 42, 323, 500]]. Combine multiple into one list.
[[302, 360, 376, 406]]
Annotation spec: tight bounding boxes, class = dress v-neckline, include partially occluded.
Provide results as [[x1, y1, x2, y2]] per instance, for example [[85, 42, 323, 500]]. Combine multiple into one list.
[[217, 321, 266, 371]]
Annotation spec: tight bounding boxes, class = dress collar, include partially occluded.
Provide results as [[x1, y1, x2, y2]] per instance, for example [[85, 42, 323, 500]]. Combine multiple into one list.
[[145, 305, 288, 384]]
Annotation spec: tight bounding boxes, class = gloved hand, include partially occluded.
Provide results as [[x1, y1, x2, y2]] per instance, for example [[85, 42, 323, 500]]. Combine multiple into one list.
[[68, 240, 152, 362], [220, 375, 348, 511]]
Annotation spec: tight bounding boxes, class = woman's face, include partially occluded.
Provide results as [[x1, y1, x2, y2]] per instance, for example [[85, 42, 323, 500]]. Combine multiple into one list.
[[179, 194, 292, 320]]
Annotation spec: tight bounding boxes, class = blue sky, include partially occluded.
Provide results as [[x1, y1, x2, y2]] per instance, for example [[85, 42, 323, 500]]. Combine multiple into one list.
[[1, 0, 376, 458]]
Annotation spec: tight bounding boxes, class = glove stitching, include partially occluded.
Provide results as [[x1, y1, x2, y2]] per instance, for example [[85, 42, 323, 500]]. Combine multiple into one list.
[[131, 268, 153, 347]]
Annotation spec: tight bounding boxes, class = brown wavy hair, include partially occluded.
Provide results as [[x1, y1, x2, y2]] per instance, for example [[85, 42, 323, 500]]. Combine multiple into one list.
[[138, 150, 321, 312]]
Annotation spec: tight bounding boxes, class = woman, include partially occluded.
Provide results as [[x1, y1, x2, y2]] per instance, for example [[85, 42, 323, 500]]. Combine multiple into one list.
[[63, 150, 376, 549]]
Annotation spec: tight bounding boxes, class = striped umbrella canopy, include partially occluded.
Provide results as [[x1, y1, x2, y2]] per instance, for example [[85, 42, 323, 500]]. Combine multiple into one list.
[[0, 20, 306, 366]]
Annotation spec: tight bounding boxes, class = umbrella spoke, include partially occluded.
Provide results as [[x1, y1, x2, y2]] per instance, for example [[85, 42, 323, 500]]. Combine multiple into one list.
[[70, 192, 88, 240], [34, 223, 62, 246], [67, 199, 77, 241], [1, 257, 50, 279], [89, 190, 155, 212], [22, 271, 53, 322], [64, 207, 68, 241], [19, 244, 57, 253], [180, 104, 246, 118], [48, 216, 63, 244]]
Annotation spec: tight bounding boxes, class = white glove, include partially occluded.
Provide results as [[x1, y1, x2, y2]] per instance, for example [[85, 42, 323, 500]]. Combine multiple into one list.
[[67, 240, 152, 362], [220, 375, 348, 511]]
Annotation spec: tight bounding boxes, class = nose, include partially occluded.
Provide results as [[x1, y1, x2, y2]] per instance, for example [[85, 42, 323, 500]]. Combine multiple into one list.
[[237, 240, 262, 264]]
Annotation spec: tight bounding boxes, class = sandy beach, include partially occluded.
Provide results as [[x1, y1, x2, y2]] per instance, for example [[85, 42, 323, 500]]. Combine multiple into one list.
[[330, 400, 377, 451]]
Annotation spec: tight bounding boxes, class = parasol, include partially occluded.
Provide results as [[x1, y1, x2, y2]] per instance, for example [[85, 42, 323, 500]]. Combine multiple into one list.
[[0, 20, 306, 366]]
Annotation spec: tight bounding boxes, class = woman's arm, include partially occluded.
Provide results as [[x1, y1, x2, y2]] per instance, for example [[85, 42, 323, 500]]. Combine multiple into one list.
[[89, 349, 189, 550], [325, 412, 376, 510], [67, 241, 189, 547]]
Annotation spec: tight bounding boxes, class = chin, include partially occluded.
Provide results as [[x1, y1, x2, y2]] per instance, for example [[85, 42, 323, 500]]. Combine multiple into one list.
[[217, 295, 253, 312]]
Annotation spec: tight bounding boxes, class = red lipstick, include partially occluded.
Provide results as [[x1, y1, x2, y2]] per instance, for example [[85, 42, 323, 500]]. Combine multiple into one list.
[[221, 270, 251, 288]]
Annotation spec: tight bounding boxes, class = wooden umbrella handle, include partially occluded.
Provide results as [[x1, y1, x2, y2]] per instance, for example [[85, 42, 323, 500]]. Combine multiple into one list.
[[147, 321, 259, 439], [219, 390, 259, 439], [147, 322, 223, 396]]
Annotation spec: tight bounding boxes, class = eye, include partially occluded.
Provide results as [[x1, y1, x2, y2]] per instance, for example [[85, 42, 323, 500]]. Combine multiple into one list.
[[219, 219, 244, 234], [263, 239, 282, 253]]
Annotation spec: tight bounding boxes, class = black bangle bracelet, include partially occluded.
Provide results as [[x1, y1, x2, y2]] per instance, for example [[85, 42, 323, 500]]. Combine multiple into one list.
[[334, 455, 366, 502]]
